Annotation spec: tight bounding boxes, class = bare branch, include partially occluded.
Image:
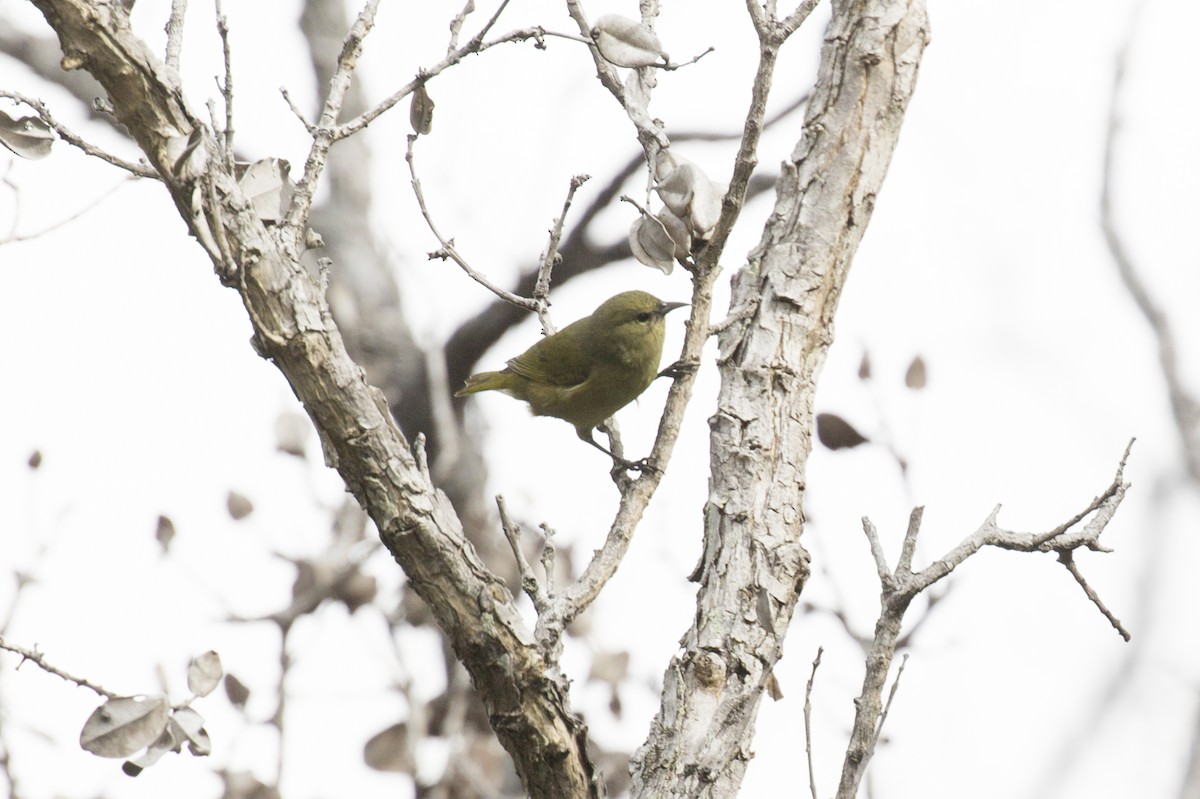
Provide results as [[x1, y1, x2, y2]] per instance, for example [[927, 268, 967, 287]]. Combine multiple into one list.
[[404, 134, 539, 314], [535, 173, 590, 308], [869, 652, 909, 761], [0, 91, 158, 178], [1, 176, 137, 245], [539, 522, 558, 597], [497, 495, 550, 613], [1101, 15, 1200, 485], [895, 505, 922, 575], [335, 26, 587, 140], [164, 0, 187, 83], [804, 646, 824, 799], [280, 87, 317, 134], [285, 0, 382, 235], [446, 0, 477, 53], [214, 0, 234, 170], [861, 517, 893, 585], [839, 446, 1132, 797], [0, 637, 117, 700], [1057, 551, 1131, 641]]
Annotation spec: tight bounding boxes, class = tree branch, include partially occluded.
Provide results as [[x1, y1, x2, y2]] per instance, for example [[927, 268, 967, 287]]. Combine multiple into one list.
[[26, 2, 601, 795], [631, 2, 930, 796]]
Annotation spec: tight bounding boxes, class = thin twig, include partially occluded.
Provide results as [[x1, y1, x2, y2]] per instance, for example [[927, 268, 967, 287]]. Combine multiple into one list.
[[215, 0, 234, 171], [334, 27, 586, 140], [534, 173, 590, 308], [1057, 551, 1132, 641], [1101, 17, 1200, 485], [164, 0, 188, 84], [0, 638, 117, 700], [0, 176, 137, 244], [447, 0, 477, 53], [861, 517, 892, 585], [804, 646, 824, 799], [280, 88, 317, 134], [539, 522, 558, 597], [661, 46, 716, 71], [895, 506, 923, 575], [404, 135, 538, 313], [496, 496, 549, 612], [0, 92, 158, 178], [869, 653, 909, 755], [285, 0, 382, 234]]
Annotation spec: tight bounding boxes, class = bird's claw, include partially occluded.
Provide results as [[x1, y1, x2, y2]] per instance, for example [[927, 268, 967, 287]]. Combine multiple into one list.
[[658, 359, 699, 380], [612, 456, 659, 475]]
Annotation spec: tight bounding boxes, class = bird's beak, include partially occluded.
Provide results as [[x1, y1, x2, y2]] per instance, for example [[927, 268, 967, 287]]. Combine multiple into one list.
[[660, 301, 689, 316]]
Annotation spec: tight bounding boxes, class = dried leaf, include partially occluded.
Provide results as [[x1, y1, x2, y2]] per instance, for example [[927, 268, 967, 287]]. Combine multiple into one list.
[[591, 15, 664, 68], [154, 514, 175, 554], [226, 491, 254, 520], [80, 695, 170, 758], [224, 673, 250, 709], [0, 110, 53, 160], [235, 158, 293, 224], [363, 722, 411, 773], [410, 84, 434, 135], [858, 351, 872, 380], [766, 672, 784, 701], [905, 355, 927, 389], [815, 413, 869, 450], [629, 214, 675, 274], [170, 706, 211, 756], [121, 724, 178, 776], [187, 650, 223, 697], [655, 158, 725, 238]]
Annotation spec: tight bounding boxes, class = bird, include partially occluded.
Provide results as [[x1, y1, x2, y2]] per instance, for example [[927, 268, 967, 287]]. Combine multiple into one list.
[[455, 290, 687, 465]]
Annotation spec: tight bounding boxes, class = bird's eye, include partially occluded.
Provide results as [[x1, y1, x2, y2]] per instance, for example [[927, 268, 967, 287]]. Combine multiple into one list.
[[636, 312, 653, 323]]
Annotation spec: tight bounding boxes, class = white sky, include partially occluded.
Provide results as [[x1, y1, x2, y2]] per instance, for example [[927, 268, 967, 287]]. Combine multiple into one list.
[[2, 1, 1198, 798]]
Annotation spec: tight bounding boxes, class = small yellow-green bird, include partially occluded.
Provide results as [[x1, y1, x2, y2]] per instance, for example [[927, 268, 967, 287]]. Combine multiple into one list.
[[455, 290, 687, 462]]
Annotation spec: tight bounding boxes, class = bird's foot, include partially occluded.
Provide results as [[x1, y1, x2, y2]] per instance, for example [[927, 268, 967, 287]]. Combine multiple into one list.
[[612, 456, 659, 475], [658, 359, 699, 380]]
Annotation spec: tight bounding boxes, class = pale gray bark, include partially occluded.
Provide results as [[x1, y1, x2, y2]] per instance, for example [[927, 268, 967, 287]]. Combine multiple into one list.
[[631, 1, 930, 796]]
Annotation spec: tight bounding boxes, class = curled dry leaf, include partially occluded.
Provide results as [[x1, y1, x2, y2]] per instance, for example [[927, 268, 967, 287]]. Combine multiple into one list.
[[223, 672, 250, 709], [630, 214, 673, 274], [363, 722, 412, 773], [80, 695, 171, 758], [170, 706, 212, 756], [591, 14, 665, 68], [187, 650, 223, 697], [630, 208, 691, 273], [815, 412, 870, 451], [154, 514, 176, 554], [121, 724, 178, 776], [858, 351, 872, 380], [905, 355, 927, 389], [655, 156, 726, 239], [0, 110, 53, 159], [410, 83, 434, 135], [235, 158, 294, 224], [226, 490, 254, 520]]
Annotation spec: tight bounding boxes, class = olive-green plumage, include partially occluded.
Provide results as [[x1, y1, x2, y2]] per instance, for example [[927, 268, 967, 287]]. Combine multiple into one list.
[[455, 290, 686, 458]]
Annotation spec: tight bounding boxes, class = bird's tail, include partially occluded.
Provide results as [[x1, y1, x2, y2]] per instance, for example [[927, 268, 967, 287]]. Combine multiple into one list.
[[454, 371, 510, 397]]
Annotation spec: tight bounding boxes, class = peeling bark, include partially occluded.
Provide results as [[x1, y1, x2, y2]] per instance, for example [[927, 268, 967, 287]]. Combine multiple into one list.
[[631, 2, 929, 796]]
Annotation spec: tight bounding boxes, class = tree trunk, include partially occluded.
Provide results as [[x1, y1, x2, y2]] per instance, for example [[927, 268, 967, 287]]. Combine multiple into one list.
[[631, 1, 929, 795]]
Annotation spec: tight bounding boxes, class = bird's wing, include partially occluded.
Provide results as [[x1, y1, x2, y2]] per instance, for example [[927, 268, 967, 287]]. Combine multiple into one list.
[[506, 340, 590, 388]]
